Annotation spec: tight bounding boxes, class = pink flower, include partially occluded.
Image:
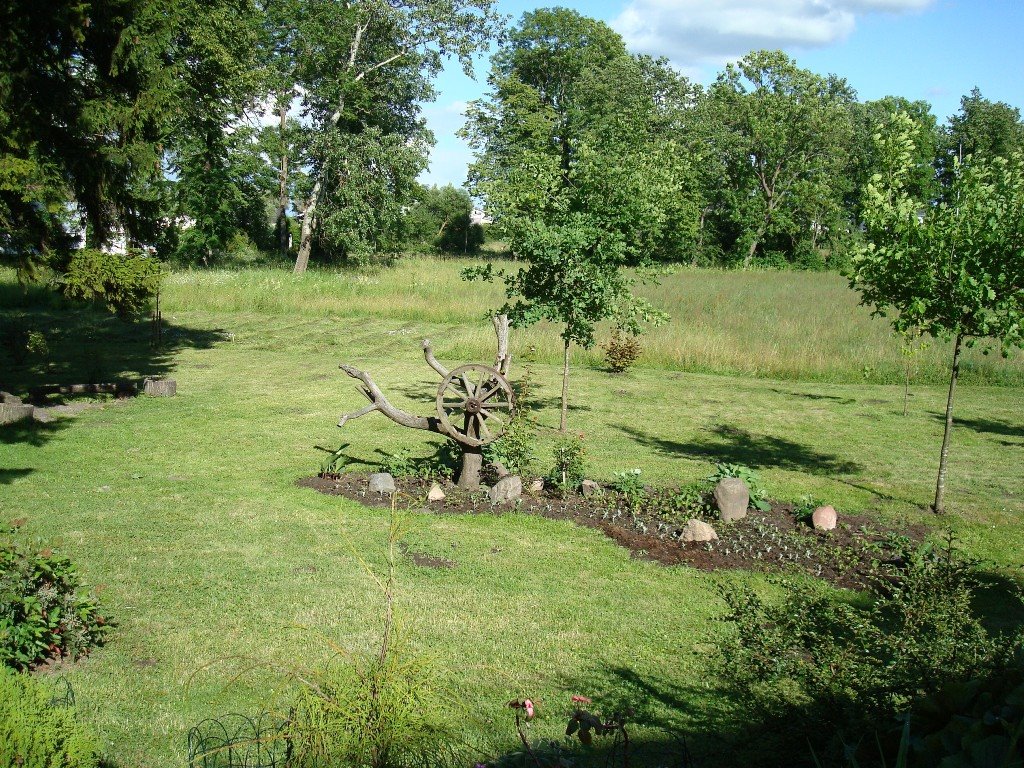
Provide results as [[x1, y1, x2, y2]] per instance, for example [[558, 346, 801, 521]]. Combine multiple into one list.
[[523, 699, 535, 719]]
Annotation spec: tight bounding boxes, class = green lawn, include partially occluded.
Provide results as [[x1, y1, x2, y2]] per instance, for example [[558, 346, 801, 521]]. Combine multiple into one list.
[[1, 262, 1022, 767]]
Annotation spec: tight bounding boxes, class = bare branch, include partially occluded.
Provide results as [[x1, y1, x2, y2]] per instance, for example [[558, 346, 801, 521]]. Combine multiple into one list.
[[422, 339, 450, 378], [337, 402, 378, 427], [339, 363, 451, 437]]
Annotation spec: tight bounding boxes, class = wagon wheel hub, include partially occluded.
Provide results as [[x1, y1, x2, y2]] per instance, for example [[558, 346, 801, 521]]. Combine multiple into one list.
[[436, 364, 514, 448]]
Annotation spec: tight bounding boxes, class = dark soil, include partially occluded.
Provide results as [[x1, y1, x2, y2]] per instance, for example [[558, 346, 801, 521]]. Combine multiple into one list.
[[298, 473, 927, 590]]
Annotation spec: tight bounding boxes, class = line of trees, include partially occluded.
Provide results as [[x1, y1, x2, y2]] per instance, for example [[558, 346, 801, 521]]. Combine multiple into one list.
[[2, 3, 1023, 280]]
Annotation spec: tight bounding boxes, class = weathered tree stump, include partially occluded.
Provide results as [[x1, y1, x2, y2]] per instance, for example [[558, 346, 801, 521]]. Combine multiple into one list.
[[143, 378, 177, 397], [336, 316, 513, 490]]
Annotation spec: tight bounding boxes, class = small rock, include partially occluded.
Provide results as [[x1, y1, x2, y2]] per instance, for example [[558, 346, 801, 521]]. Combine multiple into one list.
[[0, 403, 34, 425], [487, 461, 510, 479], [367, 472, 396, 495], [0, 391, 23, 404], [714, 478, 750, 523], [32, 408, 53, 423], [812, 505, 838, 531], [143, 377, 176, 397], [488, 475, 522, 504], [528, 479, 545, 494], [581, 479, 601, 497], [680, 518, 718, 543], [97, 485, 111, 493], [427, 483, 446, 502]]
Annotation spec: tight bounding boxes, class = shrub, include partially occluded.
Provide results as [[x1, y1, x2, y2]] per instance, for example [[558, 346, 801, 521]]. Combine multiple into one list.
[[0, 315, 48, 366], [484, 368, 537, 476], [611, 469, 646, 515], [0, 529, 111, 670], [719, 536, 1017, 764], [59, 248, 161, 318], [0, 667, 100, 768], [547, 435, 587, 495], [602, 330, 642, 373], [286, 503, 457, 768]]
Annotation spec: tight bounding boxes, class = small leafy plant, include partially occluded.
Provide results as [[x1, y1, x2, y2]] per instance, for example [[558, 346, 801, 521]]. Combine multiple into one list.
[[484, 367, 537, 476], [547, 435, 587, 495], [318, 444, 351, 478], [1, 526, 112, 670], [707, 463, 771, 512], [611, 469, 646, 515], [602, 331, 642, 374]]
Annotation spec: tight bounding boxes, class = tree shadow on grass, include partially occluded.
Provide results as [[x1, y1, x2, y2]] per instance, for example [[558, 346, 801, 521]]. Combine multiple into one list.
[[941, 416, 1024, 439], [1, 304, 228, 446], [0, 417, 70, 447], [617, 423, 863, 476], [0, 468, 34, 484], [768, 387, 856, 405]]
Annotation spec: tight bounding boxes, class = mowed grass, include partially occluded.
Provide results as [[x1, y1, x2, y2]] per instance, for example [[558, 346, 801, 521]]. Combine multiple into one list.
[[1, 260, 1023, 767]]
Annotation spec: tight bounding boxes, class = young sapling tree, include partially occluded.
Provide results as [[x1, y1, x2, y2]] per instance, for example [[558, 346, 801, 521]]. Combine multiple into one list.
[[850, 112, 1024, 513]]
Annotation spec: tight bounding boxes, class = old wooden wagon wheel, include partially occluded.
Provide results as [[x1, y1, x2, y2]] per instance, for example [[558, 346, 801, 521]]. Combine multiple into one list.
[[335, 315, 514, 489], [436, 364, 514, 448]]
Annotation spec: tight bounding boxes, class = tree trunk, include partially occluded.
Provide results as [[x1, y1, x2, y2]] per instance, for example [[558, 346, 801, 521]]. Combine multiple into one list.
[[294, 178, 320, 274], [559, 338, 570, 433], [744, 235, 759, 269], [903, 357, 912, 417], [933, 333, 962, 514], [458, 446, 483, 490], [276, 100, 290, 260]]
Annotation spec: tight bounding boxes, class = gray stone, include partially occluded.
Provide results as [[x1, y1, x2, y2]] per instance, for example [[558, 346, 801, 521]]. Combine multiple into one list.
[[0, 403, 34, 425], [812, 505, 838, 531], [427, 483, 446, 502], [528, 478, 545, 494], [32, 408, 54, 423], [680, 518, 718, 542], [714, 478, 750, 522], [0, 391, 23, 404], [581, 479, 601, 497], [367, 472, 397, 495], [488, 475, 522, 504], [143, 378, 176, 397]]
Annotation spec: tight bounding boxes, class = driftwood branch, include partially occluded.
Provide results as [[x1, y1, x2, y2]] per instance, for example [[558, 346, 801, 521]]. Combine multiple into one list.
[[493, 314, 511, 376], [337, 363, 451, 437], [422, 340, 449, 378]]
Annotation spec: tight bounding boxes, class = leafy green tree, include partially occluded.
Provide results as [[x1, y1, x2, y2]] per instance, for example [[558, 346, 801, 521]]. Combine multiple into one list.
[[464, 10, 674, 431], [850, 112, 1024, 514], [0, 0, 166, 277], [403, 184, 483, 254], [707, 50, 857, 268], [937, 88, 1024, 185], [851, 96, 939, 220], [290, 0, 501, 272]]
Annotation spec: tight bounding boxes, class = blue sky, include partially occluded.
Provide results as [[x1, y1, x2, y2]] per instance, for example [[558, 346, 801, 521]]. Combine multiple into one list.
[[419, 0, 1024, 188]]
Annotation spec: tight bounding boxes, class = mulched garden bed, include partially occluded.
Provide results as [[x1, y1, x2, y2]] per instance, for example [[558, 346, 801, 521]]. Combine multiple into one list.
[[298, 472, 927, 590]]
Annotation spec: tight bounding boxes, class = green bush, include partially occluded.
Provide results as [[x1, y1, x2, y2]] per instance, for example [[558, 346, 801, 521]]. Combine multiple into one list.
[[59, 248, 161, 317], [602, 330, 642, 373], [547, 435, 587, 495], [484, 369, 537, 476], [719, 536, 1018, 764], [611, 469, 645, 514], [1, 530, 111, 670], [0, 667, 100, 768]]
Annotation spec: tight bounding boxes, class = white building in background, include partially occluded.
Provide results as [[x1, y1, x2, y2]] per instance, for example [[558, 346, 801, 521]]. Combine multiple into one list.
[[470, 208, 492, 226]]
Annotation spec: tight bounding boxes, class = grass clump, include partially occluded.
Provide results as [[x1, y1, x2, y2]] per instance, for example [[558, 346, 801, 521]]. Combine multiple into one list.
[[0, 667, 100, 768]]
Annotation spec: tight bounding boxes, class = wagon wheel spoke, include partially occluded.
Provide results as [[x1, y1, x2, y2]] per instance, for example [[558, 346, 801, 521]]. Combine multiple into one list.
[[476, 414, 491, 440], [461, 372, 477, 398], [479, 382, 503, 402]]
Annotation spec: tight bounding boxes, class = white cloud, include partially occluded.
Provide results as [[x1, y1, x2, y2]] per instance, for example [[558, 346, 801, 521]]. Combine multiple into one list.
[[612, 0, 935, 68]]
